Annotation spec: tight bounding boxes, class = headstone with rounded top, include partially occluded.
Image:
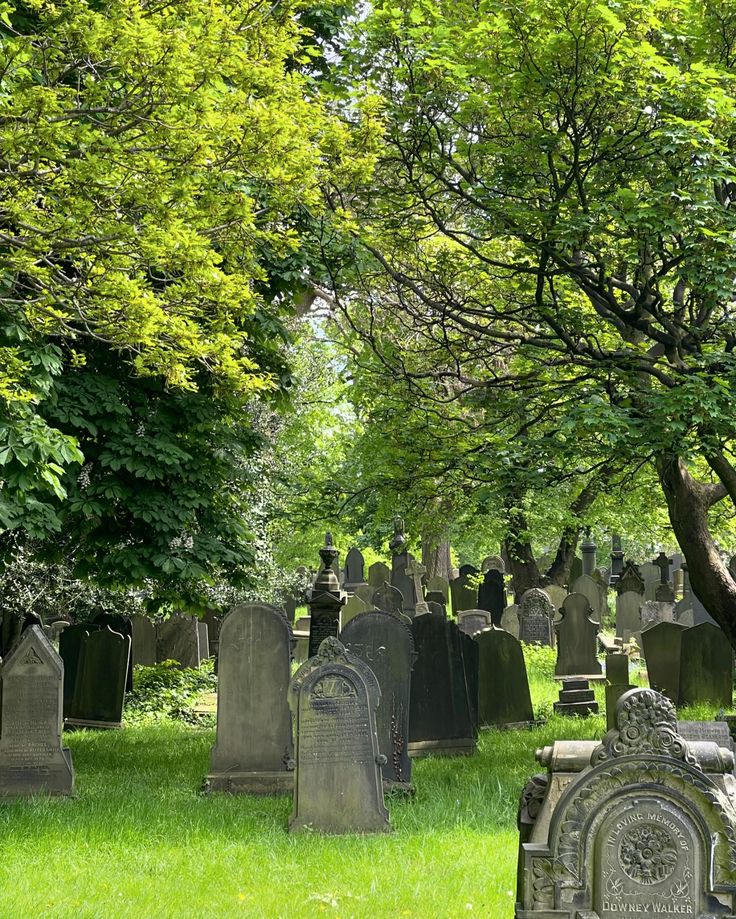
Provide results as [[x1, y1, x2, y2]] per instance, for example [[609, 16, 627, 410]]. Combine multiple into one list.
[[500, 604, 520, 638], [343, 547, 367, 593], [66, 626, 130, 728], [457, 609, 492, 637], [476, 626, 534, 728], [477, 568, 506, 625], [481, 555, 505, 574], [518, 588, 554, 646], [288, 638, 390, 834], [206, 604, 293, 794], [450, 569, 478, 615]]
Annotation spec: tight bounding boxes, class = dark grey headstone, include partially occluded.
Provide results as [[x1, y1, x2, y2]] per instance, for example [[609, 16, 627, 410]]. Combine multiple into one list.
[[408, 617, 476, 757], [450, 571, 478, 614], [459, 630, 479, 733], [197, 621, 210, 660], [367, 561, 390, 591], [554, 594, 602, 678], [679, 622, 733, 708], [0, 627, 74, 796], [67, 626, 130, 728], [288, 638, 390, 834], [518, 588, 554, 646], [427, 601, 447, 618], [605, 653, 632, 731], [206, 605, 293, 794], [426, 575, 450, 602], [92, 612, 133, 691], [344, 547, 367, 591], [475, 626, 533, 728], [131, 615, 156, 667], [202, 610, 223, 658], [457, 609, 492, 637], [341, 611, 414, 791], [477, 569, 506, 625], [641, 621, 687, 702], [373, 581, 404, 618], [157, 614, 202, 668], [391, 551, 417, 615], [59, 623, 99, 717]]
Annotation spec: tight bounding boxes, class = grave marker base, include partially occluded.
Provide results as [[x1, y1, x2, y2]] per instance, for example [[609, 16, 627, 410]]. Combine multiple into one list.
[[64, 717, 122, 730], [204, 771, 294, 795], [407, 737, 477, 757]]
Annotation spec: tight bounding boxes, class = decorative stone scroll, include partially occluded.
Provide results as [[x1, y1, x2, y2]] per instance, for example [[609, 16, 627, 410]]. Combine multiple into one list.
[[515, 687, 736, 917]]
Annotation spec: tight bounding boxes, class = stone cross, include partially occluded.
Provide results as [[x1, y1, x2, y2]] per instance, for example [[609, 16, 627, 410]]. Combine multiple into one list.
[[405, 557, 430, 615], [654, 551, 672, 584]]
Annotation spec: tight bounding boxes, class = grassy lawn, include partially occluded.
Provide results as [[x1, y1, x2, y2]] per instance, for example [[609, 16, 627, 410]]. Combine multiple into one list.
[[0, 653, 720, 919]]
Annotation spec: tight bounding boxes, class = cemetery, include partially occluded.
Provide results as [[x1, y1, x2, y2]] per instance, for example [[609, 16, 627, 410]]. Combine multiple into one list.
[[4, 0, 736, 916]]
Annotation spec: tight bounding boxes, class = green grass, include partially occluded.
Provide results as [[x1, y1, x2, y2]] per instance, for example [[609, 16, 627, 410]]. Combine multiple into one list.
[[0, 654, 725, 919]]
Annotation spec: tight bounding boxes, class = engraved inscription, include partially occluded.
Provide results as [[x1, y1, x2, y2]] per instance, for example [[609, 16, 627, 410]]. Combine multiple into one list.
[[300, 682, 374, 766]]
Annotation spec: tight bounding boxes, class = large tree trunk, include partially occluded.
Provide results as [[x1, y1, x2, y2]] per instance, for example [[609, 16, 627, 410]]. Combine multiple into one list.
[[421, 534, 451, 580], [656, 453, 736, 648], [505, 507, 542, 602], [545, 528, 579, 587]]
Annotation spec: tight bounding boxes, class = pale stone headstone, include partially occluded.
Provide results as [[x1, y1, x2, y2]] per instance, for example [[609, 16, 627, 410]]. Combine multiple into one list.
[[341, 610, 414, 792], [475, 626, 533, 728], [0, 627, 74, 796], [426, 575, 450, 603], [554, 594, 602, 678], [341, 595, 370, 628], [541, 584, 567, 616], [367, 561, 390, 591], [481, 555, 505, 574], [288, 638, 390, 834], [571, 573, 604, 623], [500, 604, 520, 638], [197, 621, 210, 661], [67, 626, 130, 728], [516, 688, 736, 917], [518, 588, 554, 646], [354, 584, 375, 606], [615, 590, 643, 640], [639, 561, 660, 601], [457, 609, 492, 637], [206, 605, 293, 794], [640, 599, 674, 628]]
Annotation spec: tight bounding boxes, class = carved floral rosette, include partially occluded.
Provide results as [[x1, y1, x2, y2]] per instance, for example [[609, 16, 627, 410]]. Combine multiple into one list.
[[517, 689, 736, 916]]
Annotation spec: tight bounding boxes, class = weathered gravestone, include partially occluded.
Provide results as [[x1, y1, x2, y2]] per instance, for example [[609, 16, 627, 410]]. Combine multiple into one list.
[[131, 615, 156, 667], [202, 610, 223, 659], [542, 584, 568, 618], [481, 554, 505, 574], [0, 627, 74, 796], [641, 620, 688, 703], [615, 561, 645, 641], [367, 561, 390, 592], [500, 604, 520, 638], [197, 621, 210, 661], [605, 652, 633, 731], [343, 547, 367, 593], [341, 595, 370, 628], [457, 609, 492, 637], [426, 575, 450, 603], [570, 573, 605, 623], [341, 610, 415, 792], [206, 605, 293, 794], [554, 593, 602, 678], [425, 591, 447, 612], [516, 688, 736, 918], [459, 630, 480, 733], [354, 584, 376, 606], [308, 535, 345, 657], [639, 560, 661, 601], [553, 677, 599, 716], [409, 616, 477, 757], [157, 614, 202, 668], [679, 622, 733, 708], [92, 611, 133, 691], [640, 599, 674, 629], [288, 637, 390, 835], [476, 626, 534, 728], [678, 720, 735, 765], [477, 569, 506, 625], [450, 569, 478, 614], [373, 581, 406, 620], [427, 600, 447, 617], [518, 588, 554, 647], [66, 626, 130, 728], [391, 550, 418, 616]]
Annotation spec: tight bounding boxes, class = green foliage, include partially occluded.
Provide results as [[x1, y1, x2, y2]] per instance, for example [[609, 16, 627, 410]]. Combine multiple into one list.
[[127, 659, 216, 724]]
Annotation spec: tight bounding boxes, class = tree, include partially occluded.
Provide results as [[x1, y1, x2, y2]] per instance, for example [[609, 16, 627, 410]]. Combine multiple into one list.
[[326, 0, 736, 639]]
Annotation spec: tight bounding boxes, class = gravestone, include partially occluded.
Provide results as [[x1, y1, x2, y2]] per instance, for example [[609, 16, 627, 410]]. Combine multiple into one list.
[[343, 547, 367, 592], [308, 535, 345, 657], [206, 605, 293, 794], [457, 609, 492, 637], [92, 612, 133, 691], [554, 594, 602, 678], [0, 627, 74, 796], [131, 615, 157, 667], [425, 590, 447, 611], [477, 569, 506, 625], [391, 550, 417, 616], [59, 623, 99, 717], [641, 620, 688, 703], [459, 631, 480, 733], [569, 555, 583, 584], [640, 599, 673, 628], [481, 554, 505, 574], [571, 573, 605, 623], [518, 588, 554, 646], [341, 610, 414, 792], [426, 575, 450, 603], [367, 561, 390, 591], [427, 600, 447, 617], [66, 626, 130, 728], [409, 616, 477, 757], [202, 610, 223, 658], [580, 530, 597, 576], [609, 534, 624, 584], [197, 621, 210, 661], [293, 615, 311, 664], [354, 584, 375, 606], [516, 688, 736, 918], [605, 652, 632, 730], [615, 590, 643, 641], [679, 622, 733, 708], [288, 638, 390, 835], [542, 584, 567, 616], [553, 677, 598, 716], [639, 561, 660, 601], [475, 626, 534, 728], [373, 581, 405, 618], [450, 570, 478, 614], [500, 604, 520, 638], [655, 581, 676, 603], [341, 595, 370, 628], [678, 719, 735, 763], [157, 614, 202, 668]]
